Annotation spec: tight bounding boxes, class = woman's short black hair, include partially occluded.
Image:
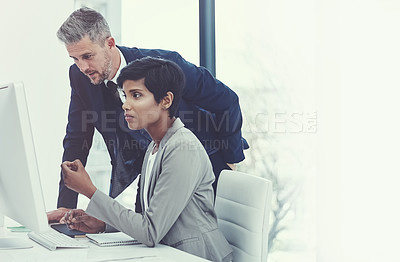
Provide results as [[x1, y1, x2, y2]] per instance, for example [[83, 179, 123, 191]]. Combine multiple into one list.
[[117, 56, 185, 118]]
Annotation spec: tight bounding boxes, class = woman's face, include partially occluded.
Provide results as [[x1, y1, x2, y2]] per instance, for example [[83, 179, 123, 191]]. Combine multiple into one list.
[[121, 78, 164, 131]]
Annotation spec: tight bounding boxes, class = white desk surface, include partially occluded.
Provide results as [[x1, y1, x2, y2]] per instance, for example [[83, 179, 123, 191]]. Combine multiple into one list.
[[0, 218, 210, 262]]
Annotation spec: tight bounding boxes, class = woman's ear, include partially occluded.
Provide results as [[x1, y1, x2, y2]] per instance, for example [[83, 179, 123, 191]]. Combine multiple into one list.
[[161, 91, 174, 110]]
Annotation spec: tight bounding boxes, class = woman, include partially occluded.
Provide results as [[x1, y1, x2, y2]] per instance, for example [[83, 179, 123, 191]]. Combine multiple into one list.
[[61, 57, 233, 262]]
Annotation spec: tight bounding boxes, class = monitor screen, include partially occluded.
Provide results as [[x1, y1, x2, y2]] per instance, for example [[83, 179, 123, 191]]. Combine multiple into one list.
[[0, 82, 49, 234]]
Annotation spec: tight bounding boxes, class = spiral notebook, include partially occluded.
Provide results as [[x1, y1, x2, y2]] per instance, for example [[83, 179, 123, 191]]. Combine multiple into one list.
[[86, 232, 140, 247]]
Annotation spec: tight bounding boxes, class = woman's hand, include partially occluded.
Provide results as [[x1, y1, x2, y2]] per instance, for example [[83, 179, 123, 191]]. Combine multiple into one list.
[[63, 209, 106, 233], [61, 159, 97, 199]]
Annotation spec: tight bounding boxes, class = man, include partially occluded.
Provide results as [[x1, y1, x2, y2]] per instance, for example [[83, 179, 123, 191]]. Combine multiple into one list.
[[48, 7, 248, 221]]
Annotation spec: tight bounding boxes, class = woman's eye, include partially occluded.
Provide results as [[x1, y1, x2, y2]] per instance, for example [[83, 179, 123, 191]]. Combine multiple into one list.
[[133, 93, 141, 98]]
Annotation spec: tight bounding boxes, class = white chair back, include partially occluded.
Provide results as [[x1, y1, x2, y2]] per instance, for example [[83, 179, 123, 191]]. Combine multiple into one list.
[[215, 170, 272, 262]]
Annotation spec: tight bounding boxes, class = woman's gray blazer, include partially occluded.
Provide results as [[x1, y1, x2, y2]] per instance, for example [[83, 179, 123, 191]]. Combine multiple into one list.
[[86, 118, 233, 262]]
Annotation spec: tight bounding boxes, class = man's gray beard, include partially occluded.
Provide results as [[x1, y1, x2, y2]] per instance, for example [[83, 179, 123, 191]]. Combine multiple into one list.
[[91, 55, 113, 85]]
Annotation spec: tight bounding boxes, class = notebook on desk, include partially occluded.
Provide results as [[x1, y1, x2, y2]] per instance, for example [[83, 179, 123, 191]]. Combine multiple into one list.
[[86, 232, 140, 247]]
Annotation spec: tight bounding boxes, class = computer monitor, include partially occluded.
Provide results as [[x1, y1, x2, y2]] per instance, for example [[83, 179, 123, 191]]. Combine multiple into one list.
[[0, 82, 49, 248]]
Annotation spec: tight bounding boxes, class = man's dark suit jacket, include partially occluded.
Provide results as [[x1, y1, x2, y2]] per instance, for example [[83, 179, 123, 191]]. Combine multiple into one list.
[[57, 46, 248, 209]]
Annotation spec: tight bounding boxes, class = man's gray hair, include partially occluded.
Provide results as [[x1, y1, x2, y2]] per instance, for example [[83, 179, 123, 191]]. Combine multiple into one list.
[[57, 7, 111, 46]]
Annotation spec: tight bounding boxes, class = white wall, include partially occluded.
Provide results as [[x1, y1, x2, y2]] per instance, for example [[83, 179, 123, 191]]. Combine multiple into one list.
[[120, 0, 199, 65], [0, 0, 75, 210], [318, 0, 400, 261]]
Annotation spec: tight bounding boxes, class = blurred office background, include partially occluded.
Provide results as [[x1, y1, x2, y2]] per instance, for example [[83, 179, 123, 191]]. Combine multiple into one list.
[[1, 0, 400, 261]]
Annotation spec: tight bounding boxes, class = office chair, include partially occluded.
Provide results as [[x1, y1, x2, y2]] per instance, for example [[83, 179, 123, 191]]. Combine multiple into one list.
[[215, 170, 273, 262]]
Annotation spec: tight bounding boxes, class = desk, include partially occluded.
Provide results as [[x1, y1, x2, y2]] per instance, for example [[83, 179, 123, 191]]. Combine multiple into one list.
[[0, 218, 210, 262]]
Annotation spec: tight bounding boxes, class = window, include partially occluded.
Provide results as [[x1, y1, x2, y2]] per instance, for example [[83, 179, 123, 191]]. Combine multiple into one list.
[[215, 1, 317, 261]]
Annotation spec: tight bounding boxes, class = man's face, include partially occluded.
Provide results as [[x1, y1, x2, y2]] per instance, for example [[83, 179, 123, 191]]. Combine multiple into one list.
[[66, 36, 112, 85]]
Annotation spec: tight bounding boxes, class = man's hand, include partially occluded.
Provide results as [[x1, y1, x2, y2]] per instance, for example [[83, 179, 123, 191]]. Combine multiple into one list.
[[47, 207, 71, 223], [63, 209, 106, 233], [61, 159, 97, 199]]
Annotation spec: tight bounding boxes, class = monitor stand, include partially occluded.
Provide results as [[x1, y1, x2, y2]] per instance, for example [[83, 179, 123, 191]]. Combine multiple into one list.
[[0, 238, 33, 250], [0, 214, 33, 250]]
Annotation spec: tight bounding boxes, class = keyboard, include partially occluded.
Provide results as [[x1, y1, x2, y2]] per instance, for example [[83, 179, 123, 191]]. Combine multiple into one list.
[[28, 230, 89, 251]]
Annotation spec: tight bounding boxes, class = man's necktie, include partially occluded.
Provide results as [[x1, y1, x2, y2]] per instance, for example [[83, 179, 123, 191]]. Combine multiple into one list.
[[107, 81, 121, 101]]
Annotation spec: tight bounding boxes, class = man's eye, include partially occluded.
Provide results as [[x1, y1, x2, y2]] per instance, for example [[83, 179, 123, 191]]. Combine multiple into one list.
[[83, 54, 92, 59]]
